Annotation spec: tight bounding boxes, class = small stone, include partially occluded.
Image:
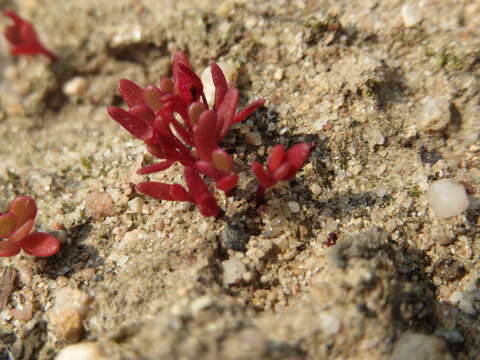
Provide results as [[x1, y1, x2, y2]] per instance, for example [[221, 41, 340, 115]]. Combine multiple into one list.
[[190, 295, 213, 315], [434, 257, 466, 282], [318, 311, 342, 336], [273, 68, 284, 81], [427, 179, 469, 218], [85, 192, 116, 220], [222, 259, 247, 286], [244, 132, 262, 146], [78, 268, 96, 282], [310, 183, 322, 195], [418, 96, 450, 132], [287, 201, 301, 213], [63, 77, 88, 96], [127, 197, 143, 214], [49, 288, 92, 343], [216, 0, 235, 18], [50, 309, 83, 342], [221, 224, 250, 252], [55, 342, 109, 360], [389, 332, 453, 360], [401, 4, 422, 27]]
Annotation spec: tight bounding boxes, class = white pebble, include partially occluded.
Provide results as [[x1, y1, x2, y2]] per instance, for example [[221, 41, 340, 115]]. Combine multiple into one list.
[[427, 179, 469, 218], [318, 311, 342, 336], [63, 77, 88, 96], [401, 3, 422, 27], [55, 342, 109, 360], [418, 96, 450, 131], [190, 295, 213, 315], [288, 201, 301, 213], [127, 197, 143, 214], [222, 259, 247, 286]]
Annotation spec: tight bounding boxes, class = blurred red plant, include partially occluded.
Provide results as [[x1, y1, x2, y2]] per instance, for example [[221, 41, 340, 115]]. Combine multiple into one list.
[[108, 51, 313, 216], [2, 9, 57, 61], [0, 196, 61, 257]]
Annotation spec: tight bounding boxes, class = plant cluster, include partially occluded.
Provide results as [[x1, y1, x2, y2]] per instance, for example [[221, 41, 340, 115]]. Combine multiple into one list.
[[108, 51, 313, 216], [0, 196, 61, 257], [2, 9, 57, 61]]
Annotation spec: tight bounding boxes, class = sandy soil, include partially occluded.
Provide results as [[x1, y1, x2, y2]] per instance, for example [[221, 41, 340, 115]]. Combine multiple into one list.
[[0, 0, 479, 359]]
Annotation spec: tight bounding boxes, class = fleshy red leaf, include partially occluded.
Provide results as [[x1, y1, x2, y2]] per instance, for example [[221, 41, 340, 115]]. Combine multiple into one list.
[[4, 26, 20, 44], [118, 79, 144, 107], [107, 106, 153, 140], [9, 219, 34, 243], [0, 213, 17, 238], [251, 161, 275, 188], [172, 51, 192, 72], [232, 99, 265, 125], [212, 148, 233, 174], [272, 162, 291, 181], [143, 85, 163, 112], [9, 196, 36, 227], [170, 184, 194, 202], [267, 144, 286, 173], [216, 174, 238, 192], [193, 110, 218, 161], [159, 77, 174, 94], [0, 240, 20, 257], [137, 160, 174, 175], [210, 63, 228, 110], [286, 143, 314, 179], [184, 167, 219, 217], [196, 194, 219, 217], [129, 105, 155, 125], [184, 167, 210, 199], [188, 102, 207, 126], [3, 10, 24, 26], [173, 61, 204, 103], [195, 160, 222, 180], [17, 232, 61, 257], [218, 88, 239, 139], [137, 182, 175, 201]]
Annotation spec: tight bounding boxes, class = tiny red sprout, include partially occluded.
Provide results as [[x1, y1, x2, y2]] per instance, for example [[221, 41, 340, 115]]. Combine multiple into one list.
[[252, 143, 315, 202], [0, 196, 61, 257], [2, 10, 57, 61]]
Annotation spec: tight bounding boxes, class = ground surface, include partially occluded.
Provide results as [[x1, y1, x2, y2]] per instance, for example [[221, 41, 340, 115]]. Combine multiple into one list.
[[0, 0, 479, 359]]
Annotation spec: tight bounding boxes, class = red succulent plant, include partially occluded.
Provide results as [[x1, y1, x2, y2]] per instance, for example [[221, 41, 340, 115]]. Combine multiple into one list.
[[108, 51, 313, 216], [252, 143, 314, 202], [108, 51, 264, 216], [0, 196, 61, 257], [2, 9, 57, 61]]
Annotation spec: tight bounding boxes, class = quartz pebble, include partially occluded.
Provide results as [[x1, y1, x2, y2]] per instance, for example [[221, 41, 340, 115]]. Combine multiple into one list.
[[55, 342, 109, 360], [389, 332, 453, 360], [63, 77, 88, 96], [288, 201, 301, 213], [49, 288, 92, 343], [427, 179, 469, 218], [418, 96, 450, 131], [401, 4, 422, 27], [222, 259, 247, 286]]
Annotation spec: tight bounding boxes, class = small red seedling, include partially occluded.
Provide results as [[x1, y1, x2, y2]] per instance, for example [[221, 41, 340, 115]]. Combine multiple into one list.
[[252, 143, 315, 202], [0, 196, 61, 257], [2, 10, 57, 61]]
